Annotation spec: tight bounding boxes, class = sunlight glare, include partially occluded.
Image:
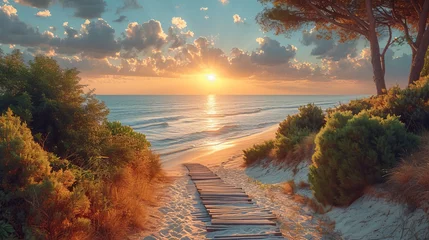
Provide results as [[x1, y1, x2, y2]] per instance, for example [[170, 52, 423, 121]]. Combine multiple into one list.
[[207, 74, 216, 82]]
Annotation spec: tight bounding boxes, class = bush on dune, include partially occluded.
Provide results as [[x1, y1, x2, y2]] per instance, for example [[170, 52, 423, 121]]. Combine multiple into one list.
[[329, 78, 429, 132], [0, 110, 91, 239], [243, 140, 274, 166], [243, 104, 323, 166], [0, 51, 163, 239], [275, 104, 324, 161], [388, 132, 429, 212], [309, 111, 418, 206]]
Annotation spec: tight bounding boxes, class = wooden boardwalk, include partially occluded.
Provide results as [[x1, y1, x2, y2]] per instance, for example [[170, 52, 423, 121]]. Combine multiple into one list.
[[184, 163, 284, 240]]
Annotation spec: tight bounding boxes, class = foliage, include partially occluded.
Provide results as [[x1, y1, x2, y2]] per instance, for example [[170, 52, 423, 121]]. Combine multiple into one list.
[[0, 220, 15, 239], [388, 131, 429, 213], [276, 104, 324, 160], [309, 111, 418, 206], [243, 140, 275, 166], [0, 50, 109, 164], [0, 110, 91, 239], [0, 51, 164, 239], [243, 104, 323, 166], [330, 78, 429, 132]]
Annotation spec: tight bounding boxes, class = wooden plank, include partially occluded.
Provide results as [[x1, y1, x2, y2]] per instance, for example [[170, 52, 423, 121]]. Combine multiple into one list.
[[211, 219, 277, 226], [184, 163, 284, 239]]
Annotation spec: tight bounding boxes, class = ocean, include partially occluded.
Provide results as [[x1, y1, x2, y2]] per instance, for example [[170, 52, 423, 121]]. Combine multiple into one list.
[[97, 95, 362, 162]]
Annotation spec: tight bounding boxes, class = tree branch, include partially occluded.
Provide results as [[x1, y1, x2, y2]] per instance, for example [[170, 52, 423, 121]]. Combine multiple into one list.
[[304, 0, 367, 36]]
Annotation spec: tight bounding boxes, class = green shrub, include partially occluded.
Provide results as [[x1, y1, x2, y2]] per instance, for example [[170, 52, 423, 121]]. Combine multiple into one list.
[[277, 103, 325, 138], [0, 51, 164, 239], [326, 98, 373, 116], [309, 111, 418, 206], [275, 104, 324, 160], [275, 128, 311, 159], [0, 109, 91, 239], [243, 140, 275, 166], [329, 78, 429, 132]]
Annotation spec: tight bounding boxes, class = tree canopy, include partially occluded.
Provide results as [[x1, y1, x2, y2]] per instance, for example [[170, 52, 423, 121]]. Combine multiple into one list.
[[257, 0, 429, 94]]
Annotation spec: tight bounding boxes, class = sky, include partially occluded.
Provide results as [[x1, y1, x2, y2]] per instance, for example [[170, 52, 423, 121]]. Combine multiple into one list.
[[0, 0, 414, 95]]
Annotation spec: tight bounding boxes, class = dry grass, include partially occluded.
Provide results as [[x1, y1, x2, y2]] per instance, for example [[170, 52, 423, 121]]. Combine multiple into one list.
[[278, 133, 316, 167], [283, 180, 296, 195], [298, 181, 310, 189], [388, 131, 429, 213], [291, 194, 325, 214], [90, 152, 165, 240]]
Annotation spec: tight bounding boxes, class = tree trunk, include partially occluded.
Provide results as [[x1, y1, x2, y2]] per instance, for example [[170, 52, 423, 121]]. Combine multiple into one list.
[[408, 28, 429, 85], [366, 0, 386, 95]]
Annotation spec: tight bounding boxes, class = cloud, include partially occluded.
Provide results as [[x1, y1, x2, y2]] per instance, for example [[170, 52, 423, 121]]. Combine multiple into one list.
[[200, 7, 208, 11], [116, 0, 142, 14], [251, 37, 296, 66], [219, 0, 228, 5], [167, 26, 194, 49], [233, 14, 244, 23], [35, 9, 51, 17], [61, 0, 106, 19], [1, 3, 16, 16], [14, 0, 106, 19], [0, 4, 51, 46], [302, 30, 357, 61], [171, 17, 187, 29], [113, 15, 127, 23], [121, 20, 168, 54], [14, 0, 53, 8], [51, 19, 121, 58]]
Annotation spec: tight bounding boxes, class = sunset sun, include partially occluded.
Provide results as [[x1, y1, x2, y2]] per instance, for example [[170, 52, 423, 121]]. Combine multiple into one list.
[[207, 74, 216, 82]]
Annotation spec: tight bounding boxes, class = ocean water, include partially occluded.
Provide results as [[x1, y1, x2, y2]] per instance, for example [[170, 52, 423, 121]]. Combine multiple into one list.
[[97, 95, 362, 162]]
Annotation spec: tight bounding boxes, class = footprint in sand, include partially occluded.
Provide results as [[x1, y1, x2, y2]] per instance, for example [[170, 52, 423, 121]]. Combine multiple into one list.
[[143, 172, 207, 240]]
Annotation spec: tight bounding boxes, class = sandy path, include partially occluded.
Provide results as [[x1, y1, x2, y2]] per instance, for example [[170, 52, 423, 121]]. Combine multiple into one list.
[[211, 159, 341, 240], [143, 167, 207, 240]]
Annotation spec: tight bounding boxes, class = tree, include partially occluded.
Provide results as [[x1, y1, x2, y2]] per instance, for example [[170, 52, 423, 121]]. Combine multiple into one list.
[[422, 48, 429, 77], [0, 52, 109, 164], [377, 0, 429, 85], [257, 0, 399, 95]]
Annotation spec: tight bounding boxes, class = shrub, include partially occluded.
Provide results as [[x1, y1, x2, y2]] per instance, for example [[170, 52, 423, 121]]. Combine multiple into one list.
[[0, 51, 164, 239], [388, 131, 429, 212], [329, 78, 429, 132], [277, 103, 325, 138], [0, 109, 91, 239], [243, 140, 275, 166], [275, 104, 324, 160], [309, 111, 418, 206], [326, 98, 373, 116]]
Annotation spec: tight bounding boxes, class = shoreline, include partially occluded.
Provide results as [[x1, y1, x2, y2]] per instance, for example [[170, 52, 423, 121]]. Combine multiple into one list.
[[161, 124, 278, 172]]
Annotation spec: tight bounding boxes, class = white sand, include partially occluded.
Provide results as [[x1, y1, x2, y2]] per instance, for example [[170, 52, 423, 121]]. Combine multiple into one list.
[[246, 161, 429, 240], [143, 166, 207, 240]]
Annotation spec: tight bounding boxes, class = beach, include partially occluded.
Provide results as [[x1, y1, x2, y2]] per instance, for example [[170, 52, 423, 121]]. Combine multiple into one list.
[[143, 123, 429, 240], [162, 125, 278, 171]]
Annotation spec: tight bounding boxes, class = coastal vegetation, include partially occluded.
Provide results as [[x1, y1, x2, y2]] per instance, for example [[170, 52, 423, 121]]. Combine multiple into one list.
[[244, 77, 429, 212], [243, 103, 323, 167], [0, 50, 163, 239]]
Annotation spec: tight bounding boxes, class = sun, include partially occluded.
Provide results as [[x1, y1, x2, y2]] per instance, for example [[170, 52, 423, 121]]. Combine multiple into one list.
[[207, 74, 216, 82]]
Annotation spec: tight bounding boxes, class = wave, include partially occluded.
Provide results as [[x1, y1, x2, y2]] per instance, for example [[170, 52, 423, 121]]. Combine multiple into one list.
[[256, 121, 279, 128], [160, 146, 196, 156], [129, 115, 184, 127], [194, 124, 240, 136], [158, 124, 240, 145], [208, 109, 263, 118], [135, 122, 169, 130]]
